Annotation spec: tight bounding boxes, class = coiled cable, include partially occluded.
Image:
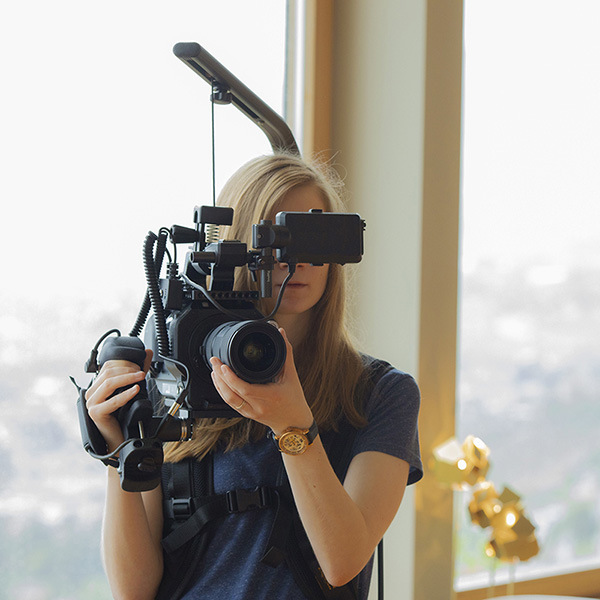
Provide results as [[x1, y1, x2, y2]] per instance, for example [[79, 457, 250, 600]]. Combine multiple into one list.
[[129, 230, 169, 339]]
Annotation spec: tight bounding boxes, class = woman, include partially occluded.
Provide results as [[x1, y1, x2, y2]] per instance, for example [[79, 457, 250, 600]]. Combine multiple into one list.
[[85, 153, 422, 600]]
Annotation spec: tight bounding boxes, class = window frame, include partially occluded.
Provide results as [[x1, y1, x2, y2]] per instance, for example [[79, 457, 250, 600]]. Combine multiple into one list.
[[456, 567, 600, 600], [422, 1, 600, 598], [310, 0, 600, 598]]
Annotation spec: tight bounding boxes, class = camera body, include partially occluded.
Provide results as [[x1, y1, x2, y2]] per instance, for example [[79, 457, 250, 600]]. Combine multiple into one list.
[[144, 205, 364, 418], [146, 295, 283, 418], [77, 202, 364, 491]]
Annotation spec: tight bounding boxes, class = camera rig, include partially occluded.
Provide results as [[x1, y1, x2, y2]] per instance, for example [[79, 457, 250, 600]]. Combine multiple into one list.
[[75, 43, 365, 492]]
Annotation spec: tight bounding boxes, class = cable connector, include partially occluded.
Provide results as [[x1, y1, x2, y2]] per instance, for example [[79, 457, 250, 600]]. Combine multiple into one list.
[[84, 328, 121, 373], [167, 262, 179, 279], [85, 349, 99, 373]]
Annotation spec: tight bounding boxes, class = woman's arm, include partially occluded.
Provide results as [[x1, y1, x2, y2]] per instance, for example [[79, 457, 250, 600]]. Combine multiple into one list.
[[282, 444, 409, 587], [209, 331, 410, 587], [86, 356, 165, 600], [102, 471, 164, 600]]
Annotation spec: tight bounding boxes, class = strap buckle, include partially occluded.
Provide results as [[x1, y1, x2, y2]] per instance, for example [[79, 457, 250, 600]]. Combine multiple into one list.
[[226, 487, 271, 513], [171, 498, 193, 520]]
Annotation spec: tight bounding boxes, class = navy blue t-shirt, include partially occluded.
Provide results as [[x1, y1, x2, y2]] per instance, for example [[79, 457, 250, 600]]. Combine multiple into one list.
[[178, 365, 422, 600]]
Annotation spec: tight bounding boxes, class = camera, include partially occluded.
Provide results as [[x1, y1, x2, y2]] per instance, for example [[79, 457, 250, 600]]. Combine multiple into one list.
[[75, 42, 365, 491], [76, 203, 364, 491], [144, 205, 365, 418]]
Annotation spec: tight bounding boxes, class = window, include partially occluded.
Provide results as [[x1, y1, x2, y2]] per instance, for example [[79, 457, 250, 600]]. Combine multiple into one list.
[[456, 0, 600, 592], [0, 2, 288, 597]]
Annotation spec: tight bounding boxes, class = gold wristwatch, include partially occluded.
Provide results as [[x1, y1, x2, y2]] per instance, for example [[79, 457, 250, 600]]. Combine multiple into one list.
[[270, 419, 319, 455]]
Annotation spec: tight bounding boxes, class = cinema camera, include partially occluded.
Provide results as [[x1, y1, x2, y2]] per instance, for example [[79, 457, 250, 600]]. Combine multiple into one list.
[[75, 43, 365, 492]]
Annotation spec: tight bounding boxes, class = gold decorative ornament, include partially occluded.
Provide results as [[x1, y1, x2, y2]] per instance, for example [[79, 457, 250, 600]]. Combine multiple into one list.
[[430, 435, 490, 489], [432, 435, 540, 565]]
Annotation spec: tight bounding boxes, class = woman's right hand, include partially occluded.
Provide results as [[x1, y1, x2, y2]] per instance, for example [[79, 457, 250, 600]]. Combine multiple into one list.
[[85, 351, 153, 452]]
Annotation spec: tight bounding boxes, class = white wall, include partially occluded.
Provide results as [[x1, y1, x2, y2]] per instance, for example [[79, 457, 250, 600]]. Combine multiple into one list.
[[330, 1, 428, 598]]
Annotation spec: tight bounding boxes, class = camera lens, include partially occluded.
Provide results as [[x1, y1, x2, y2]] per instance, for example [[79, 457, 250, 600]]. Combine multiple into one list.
[[239, 333, 274, 370], [203, 320, 286, 383]]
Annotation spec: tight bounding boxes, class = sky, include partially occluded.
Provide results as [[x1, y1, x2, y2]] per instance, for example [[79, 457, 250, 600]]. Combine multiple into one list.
[[0, 0, 287, 304], [461, 0, 600, 273], [2, 0, 599, 299], [0, 4, 289, 584]]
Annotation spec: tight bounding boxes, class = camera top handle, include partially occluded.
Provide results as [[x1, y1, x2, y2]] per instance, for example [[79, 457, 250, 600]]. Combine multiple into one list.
[[173, 42, 299, 155]]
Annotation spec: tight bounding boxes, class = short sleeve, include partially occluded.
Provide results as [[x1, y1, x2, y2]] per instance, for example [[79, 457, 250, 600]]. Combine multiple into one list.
[[352, 367, 423, 485]]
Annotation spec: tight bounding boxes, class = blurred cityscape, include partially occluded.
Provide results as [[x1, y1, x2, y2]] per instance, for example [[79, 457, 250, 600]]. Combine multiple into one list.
[[456, 257, 600, 588], [1, 254, 599, 598], [0, 292, 141, 600]]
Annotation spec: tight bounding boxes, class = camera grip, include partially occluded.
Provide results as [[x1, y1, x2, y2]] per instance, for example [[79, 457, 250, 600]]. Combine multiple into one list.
[[76, 384, 117, 465], [98, 336, 147, 370], [98, 336, 153, 435]]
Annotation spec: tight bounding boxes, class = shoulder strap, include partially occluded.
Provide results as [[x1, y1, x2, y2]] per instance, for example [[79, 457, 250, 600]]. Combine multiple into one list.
[[270, 465, 359, 600], [156, 458, 212, 600], [159, 457, 282, 600], [162, 459, 278, 555]]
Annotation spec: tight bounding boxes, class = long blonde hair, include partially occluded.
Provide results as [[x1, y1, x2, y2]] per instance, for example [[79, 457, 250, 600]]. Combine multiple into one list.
[[165, 153, 366, 462]]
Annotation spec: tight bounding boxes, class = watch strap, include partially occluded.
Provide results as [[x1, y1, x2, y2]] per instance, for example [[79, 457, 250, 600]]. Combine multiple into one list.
[[304, 419, 319, 444]]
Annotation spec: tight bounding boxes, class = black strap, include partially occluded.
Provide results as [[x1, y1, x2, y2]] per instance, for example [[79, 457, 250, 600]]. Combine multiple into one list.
[[162, 495, 226, 554], [260, 487, 293, 567], [155, 523, 212, 600], [163, 482, 277, 554], [378, 539, 384, 600]]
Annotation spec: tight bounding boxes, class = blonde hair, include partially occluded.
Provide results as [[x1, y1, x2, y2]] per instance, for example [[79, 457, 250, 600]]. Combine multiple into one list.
[[165, 153, 366, 463]]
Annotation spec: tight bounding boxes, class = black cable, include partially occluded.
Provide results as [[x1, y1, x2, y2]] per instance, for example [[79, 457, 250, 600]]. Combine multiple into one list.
[[378, 539, 384, 600], [180, 263, 295, 323], [85, 329, 121, 373], [159, 227, 177, 265], [129, 230, 169, 338], [259, 263, 296, 321], [143, 232, 171, 357], [96, 328, 121, 348], [87, 438, 130, 463], [211, 88, 216, 207], [153, 354, 191, 438]]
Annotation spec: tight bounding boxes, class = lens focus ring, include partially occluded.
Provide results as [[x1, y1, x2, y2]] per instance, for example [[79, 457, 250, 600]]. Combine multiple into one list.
[[203, 320, 286, 383]]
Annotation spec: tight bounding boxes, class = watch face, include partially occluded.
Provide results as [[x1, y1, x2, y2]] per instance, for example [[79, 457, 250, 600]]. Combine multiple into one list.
[[279, 432, 308, 455]]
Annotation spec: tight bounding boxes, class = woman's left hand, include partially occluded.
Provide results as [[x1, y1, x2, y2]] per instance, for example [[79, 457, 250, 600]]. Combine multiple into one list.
[[210, 328, 313, 434]]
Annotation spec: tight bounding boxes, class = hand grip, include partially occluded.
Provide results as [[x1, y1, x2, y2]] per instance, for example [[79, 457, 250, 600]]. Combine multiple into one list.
[[98, 336, 147, 370], [98, 336, 153, 436]]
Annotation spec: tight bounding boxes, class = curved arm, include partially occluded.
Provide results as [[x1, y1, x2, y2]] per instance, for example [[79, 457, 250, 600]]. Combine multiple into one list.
[[173, 42, 300, 155]]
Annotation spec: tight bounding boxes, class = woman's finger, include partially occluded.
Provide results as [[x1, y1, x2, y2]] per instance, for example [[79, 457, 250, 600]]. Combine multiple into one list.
[[86, 370, 146, 408], [86, 365, 138, 399], [88, 384, 140, 421], [210, 371, 247, 414]]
